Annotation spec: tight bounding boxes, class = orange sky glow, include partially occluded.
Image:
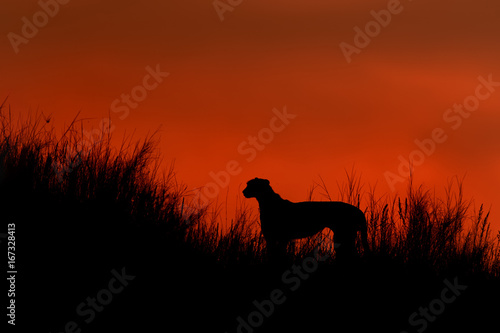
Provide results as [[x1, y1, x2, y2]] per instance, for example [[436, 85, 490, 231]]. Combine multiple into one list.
[[1, 0, 499, 233]]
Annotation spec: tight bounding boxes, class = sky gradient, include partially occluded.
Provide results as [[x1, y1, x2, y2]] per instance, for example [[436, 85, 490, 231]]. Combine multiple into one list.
[[1, 0, 499, 232]]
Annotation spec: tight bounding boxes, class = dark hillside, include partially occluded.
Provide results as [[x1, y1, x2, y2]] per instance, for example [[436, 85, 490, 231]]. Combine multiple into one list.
[[1, 109, 498, 332]]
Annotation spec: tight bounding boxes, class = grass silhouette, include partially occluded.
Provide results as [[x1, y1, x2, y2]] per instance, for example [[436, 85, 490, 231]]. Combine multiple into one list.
[[1, 105, 499, 332]]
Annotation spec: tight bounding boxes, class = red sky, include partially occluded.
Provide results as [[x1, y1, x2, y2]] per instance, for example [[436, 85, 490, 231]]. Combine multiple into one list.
[[1, 0, 499, 233]]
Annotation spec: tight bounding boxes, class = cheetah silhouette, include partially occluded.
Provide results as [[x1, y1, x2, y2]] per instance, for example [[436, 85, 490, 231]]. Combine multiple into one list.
[[243, 178, 369, 260]]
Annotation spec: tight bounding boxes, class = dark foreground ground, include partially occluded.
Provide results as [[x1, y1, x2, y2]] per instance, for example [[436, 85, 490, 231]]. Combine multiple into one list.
[[7, 198, 499, 333]]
